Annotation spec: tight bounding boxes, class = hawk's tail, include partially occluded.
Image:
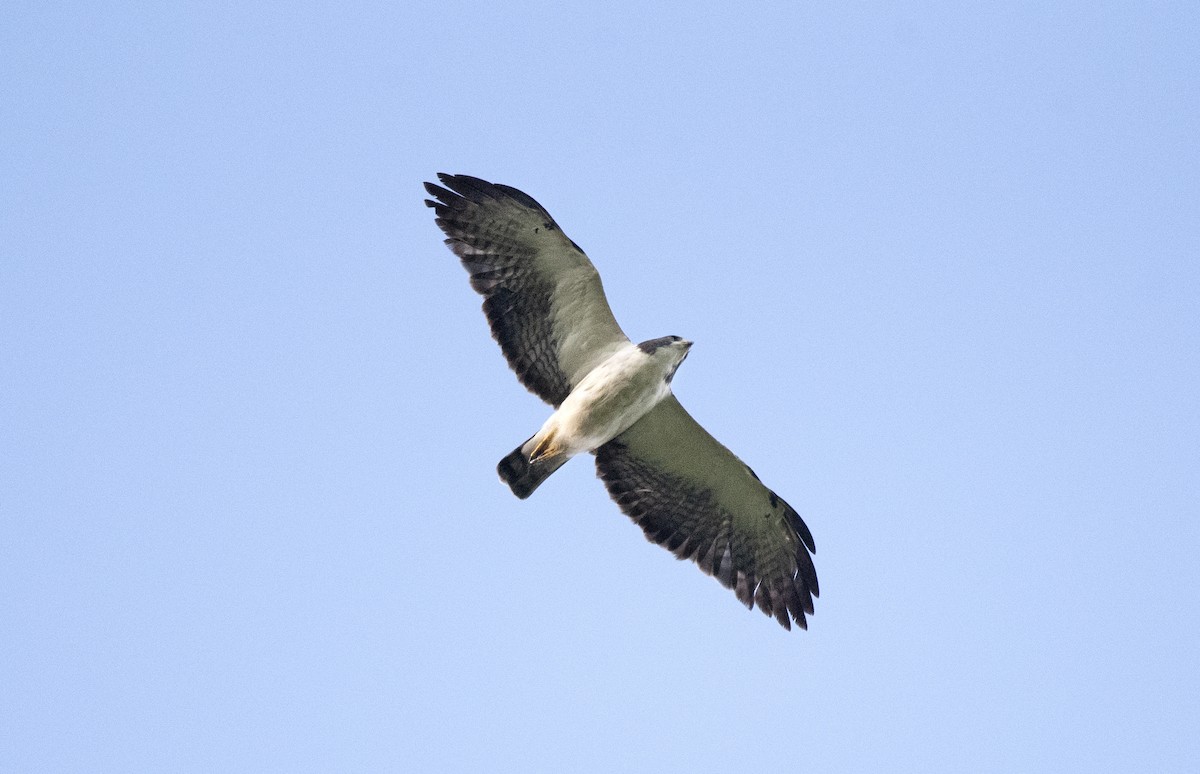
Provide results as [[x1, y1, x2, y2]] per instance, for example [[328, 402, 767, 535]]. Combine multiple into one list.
[[498, 438, 569, 499]]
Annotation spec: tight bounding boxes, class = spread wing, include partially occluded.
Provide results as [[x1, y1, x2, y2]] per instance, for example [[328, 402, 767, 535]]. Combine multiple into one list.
[[424, 173, 630, 406], [595, 396, 819, 630]]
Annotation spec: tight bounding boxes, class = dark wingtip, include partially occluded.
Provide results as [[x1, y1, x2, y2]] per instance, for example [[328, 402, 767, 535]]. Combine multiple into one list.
[[782, 499, 816, 554], [426, 174, 554, 221], [435, 173, 498, 203]]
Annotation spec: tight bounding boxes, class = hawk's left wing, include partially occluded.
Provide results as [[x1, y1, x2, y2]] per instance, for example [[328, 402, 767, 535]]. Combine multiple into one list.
[[595, 396, 818, 630]]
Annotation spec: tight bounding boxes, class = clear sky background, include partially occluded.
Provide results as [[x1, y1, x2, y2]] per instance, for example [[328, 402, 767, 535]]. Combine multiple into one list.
[[3, 2, 1198, 772]]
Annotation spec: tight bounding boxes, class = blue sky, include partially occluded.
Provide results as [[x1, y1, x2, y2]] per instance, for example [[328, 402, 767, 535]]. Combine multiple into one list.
[[3, 2, 1198, 771]]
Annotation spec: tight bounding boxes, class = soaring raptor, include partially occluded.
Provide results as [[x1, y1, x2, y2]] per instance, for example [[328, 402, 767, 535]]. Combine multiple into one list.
[[424, 174, 818, 630]]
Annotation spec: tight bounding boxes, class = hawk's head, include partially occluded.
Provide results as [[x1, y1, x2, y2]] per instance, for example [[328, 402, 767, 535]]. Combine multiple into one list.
[[637, 336, 693, 383]]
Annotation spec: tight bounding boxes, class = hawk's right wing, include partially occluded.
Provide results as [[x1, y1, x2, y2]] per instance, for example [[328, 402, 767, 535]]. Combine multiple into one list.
[[595, 395, 819, 630], [425, 174, 630, 407]]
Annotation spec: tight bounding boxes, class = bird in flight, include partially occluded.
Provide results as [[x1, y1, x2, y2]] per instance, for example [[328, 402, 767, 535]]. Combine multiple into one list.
[[424, 174, 818, 630]]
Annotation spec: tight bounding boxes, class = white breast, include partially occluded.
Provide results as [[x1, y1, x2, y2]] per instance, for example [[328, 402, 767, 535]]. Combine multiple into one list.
[[542, 344, 672, 455]]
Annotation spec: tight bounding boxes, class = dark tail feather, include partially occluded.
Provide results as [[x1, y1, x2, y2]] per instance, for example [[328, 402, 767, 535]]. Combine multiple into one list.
[[497, 440, 568, 499]]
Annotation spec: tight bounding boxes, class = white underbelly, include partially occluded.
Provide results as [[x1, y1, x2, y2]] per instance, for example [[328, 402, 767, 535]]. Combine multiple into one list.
[[544, 346, 668, 453]]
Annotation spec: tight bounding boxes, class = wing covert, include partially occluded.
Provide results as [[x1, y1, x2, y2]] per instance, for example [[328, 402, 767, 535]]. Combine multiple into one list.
[[595, 396, 818, 630], [425, 174, 629, 406]]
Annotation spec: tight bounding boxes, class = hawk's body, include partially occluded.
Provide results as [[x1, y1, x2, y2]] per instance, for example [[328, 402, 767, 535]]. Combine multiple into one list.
[[425, 174, 819, 630], [498, 336, 690, 499], [530, 337, 688, 462]]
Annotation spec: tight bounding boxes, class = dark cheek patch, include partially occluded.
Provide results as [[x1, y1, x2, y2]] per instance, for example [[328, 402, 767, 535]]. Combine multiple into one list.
[[637, 335, 684, 355]]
